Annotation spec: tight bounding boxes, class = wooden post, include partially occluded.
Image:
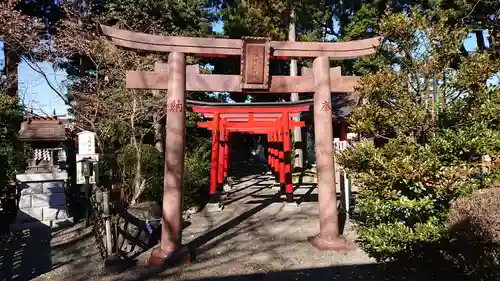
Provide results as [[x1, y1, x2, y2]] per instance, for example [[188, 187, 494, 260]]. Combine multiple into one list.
[[308, 56, 353, 251], [149, 52, 187, 266], [289, 6, 303, 170], [103, 191, 113, 257]]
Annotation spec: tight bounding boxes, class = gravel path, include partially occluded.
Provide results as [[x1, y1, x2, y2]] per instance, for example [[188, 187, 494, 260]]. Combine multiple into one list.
[[2, 174, 427, 281]]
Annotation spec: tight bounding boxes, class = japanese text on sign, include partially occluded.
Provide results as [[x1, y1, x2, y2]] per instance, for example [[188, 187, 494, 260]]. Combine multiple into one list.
[[321, 101, 331, 112], [168, 100, 184, 112], [77, 131, 96, 155]]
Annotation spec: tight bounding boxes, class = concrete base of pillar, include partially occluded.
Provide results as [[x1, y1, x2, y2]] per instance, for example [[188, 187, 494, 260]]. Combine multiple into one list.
[[147, 246, 191, 268], [279, 193, 287, 201], [205, 202, 224, 212], [282, 201, 301, 212], [222, 182, 233, 193], [307, 234, 357, 252], [271, 182, 281, 191]]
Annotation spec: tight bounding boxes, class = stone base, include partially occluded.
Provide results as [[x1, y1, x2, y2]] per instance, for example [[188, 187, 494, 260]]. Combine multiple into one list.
[[308, 234, 357, 252], [147, 246, 191, 268], [282, 202, 301, 212], [14, 172, 72, 230], [222, 182, 233, 193], [205, 202, 224, 212]]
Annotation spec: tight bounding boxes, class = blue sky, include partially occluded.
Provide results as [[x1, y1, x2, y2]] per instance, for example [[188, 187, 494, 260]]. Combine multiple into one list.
[[0, 22, 497, 116]]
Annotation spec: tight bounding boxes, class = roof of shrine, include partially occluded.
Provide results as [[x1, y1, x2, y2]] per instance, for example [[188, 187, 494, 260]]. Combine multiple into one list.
[[19, 116, 67, 142]]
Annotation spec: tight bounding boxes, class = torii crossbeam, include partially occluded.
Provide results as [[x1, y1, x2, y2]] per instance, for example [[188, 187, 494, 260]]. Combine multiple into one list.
[[100, 25, 381, 265]]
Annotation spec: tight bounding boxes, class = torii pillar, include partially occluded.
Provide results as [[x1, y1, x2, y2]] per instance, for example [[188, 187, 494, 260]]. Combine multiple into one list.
[[149, 52, 188, 265], [308, 57, 353, 250]]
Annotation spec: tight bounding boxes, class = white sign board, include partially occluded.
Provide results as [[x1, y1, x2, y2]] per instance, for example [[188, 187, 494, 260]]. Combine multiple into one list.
[[76, 154, 99, 185], [77, 131, 96, 155]]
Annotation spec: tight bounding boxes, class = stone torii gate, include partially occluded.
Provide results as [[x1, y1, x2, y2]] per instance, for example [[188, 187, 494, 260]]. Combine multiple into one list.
[[100, 25, 381, 266]]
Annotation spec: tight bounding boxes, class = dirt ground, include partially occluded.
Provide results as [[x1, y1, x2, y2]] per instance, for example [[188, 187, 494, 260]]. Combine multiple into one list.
[[2, 174, 427, 281]]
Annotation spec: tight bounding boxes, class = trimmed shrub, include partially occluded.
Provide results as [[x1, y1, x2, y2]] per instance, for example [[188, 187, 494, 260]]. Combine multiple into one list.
[[442, 187, 500, 281]]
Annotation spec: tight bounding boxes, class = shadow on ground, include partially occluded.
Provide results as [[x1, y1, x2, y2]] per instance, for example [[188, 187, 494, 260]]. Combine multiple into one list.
[[0, 219, 93, 281], [117, 261, 428, 281], [187, 263, 427, 281], [0, 224, 52, 281]]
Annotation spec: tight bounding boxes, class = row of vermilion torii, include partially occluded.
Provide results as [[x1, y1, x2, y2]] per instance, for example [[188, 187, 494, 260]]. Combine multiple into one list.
[[191, 99, 311, 203], [100, 24, 382, 267]]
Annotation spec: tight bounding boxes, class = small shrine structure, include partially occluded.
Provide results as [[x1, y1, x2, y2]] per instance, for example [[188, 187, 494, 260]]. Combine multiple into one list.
[[14, 115, 73, 228]]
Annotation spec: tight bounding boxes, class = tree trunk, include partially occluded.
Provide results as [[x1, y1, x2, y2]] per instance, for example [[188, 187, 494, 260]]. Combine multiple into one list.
[[289, 5, 303, 171], [153, 62, 168, 152], [153, 114, 163, 152], [129, 97, 146, 206], [3, 44, 20, 97]]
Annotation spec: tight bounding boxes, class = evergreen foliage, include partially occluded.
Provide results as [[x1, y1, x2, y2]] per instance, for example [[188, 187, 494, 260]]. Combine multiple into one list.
[[339, 6, 499, 262]]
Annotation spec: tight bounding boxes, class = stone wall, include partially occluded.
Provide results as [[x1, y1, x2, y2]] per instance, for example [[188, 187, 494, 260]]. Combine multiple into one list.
[[14, 172, 73, 229]]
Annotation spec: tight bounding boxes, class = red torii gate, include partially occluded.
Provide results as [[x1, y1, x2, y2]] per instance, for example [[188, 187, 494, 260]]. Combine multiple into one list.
[[188, 100, 311, 204], [100, 24, 381, 265]]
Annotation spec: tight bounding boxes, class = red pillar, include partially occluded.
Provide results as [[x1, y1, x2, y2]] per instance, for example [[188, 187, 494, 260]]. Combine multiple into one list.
[[273, 129, 279, 172], [209, 113, 220, 195], [283, 112, 293, 201], [278, 120, 285, 193], [267, 133, 272, 169], [218, 121, 225, 184], [224, 132, 229, 178], [271, 131, 276, 171]]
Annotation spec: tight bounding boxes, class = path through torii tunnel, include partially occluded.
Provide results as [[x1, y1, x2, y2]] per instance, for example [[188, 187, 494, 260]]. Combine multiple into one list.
[[188, 99, 312, 203]]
